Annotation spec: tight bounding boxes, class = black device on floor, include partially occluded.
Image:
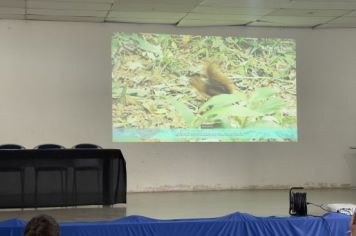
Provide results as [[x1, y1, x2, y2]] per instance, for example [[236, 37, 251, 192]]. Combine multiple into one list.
[[289, 187, 308, 216]]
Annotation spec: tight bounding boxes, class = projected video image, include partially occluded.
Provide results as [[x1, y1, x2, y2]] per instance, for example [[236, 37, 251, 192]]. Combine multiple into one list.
[[112, 33, 297, 142]]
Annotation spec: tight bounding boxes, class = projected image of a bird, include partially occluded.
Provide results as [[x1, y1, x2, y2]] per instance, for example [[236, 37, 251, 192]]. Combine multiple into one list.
[[190, 62, 235, 97]]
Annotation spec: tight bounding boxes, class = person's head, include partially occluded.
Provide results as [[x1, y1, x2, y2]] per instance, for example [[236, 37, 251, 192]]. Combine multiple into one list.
[[24, 214, 60, 236]]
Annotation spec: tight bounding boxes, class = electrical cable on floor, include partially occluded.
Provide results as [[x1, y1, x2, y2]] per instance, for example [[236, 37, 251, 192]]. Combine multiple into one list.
[[307, 202, 330, 213]]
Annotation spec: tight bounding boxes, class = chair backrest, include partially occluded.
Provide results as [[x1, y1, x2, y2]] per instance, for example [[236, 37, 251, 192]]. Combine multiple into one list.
[[72, 143, 102, 149], [35, 144, 65, 149], [0, 144, 25, 150]]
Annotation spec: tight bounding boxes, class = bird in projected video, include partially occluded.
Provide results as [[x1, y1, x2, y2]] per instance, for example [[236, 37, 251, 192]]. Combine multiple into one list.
[[190, 62, 235, 97]]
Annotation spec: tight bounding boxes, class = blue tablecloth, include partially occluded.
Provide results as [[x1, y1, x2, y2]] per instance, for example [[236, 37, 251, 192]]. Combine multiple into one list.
[[0, 212, 351, 236]]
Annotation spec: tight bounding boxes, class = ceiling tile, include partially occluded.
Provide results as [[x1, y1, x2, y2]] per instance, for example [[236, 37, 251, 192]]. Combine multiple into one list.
[[200, 0, 291, 8], [191, 6, 273, 15], [287, 1, 356, 10], [28, 9, 108, 17], [0, 13, 24, 20], [345, 10, 356, 16], [267, 9, 349, 17], [111, 0, 201, 12], [177, 18, 253, 27], [292, 0, 356, 2], [47, 0, 115, 2], [328, 16, 356, 24], [0, 0, 355, 28], [111, 3, 193, 12], [26, 14, 104, 22], [113, 0, 202, 4], [183, 13, 259, 22], [250, 16, 334, 27], [249, 22, 300, 27], [108, 11, 185, 19], [106, 17, 179, 24], [0, 1, 25, 8], [316, 23, 356, 28], [0, 8, 25, 14], [27, 1, 111, 11]]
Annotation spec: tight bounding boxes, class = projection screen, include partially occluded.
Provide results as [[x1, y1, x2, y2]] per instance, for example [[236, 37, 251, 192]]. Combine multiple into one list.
[[112, 33, 297, 142]]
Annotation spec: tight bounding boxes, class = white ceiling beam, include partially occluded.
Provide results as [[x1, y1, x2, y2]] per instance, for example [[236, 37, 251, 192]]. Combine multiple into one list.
[[28, 9, 108, 17], [267, 9, 349, 17], [287, 1, 356, 10], [113, 0, 201, 4], [183, 13, 259, 21], [0, 1, 25, 8], [316, 23, 356, 28], [200, 0, 291, 8], [111, 3, 193, 12], [108, 11, 185, 19], [191, 6, 273, 16], [177, 19, 252, 27], [44, 0, 115, 2], [26, 14, 105, 22], [250, 16, 334, 27], [292, 0, 356, 2], [27, 1, 111, 11], [328, 16, 356, 24], [0, 13, 25, 20], [106, 17, 179, 24], [345, 10, 356, 16], [0, 8, 25, 14]]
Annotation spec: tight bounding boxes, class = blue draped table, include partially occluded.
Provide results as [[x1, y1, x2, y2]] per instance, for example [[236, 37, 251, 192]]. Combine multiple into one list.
[[0, 212, 351, 236]]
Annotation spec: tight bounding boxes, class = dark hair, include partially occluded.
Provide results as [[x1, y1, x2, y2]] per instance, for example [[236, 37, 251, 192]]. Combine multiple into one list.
[[24, 214, 60, 236]]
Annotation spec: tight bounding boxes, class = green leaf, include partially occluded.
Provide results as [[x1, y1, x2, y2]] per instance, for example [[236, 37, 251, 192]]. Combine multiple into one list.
[[128, 62, 144, 70], [218, 116, 233, 128], [127, 34, 163, 59], [253, 97, 284, 114], [198, 93, 246, 113], [202, 105, 261, 120], [169, 98, 195, 125], [112, 82, 122, 98], [126, 88, 149, 97], [250, 87, 276, 103]]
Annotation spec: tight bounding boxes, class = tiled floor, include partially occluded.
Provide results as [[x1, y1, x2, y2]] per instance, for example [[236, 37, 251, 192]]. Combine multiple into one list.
[[0, 189, 355, 222]]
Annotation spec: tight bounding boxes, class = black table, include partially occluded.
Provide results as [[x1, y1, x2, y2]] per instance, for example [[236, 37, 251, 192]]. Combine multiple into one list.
[[0, 149, 126, 208]]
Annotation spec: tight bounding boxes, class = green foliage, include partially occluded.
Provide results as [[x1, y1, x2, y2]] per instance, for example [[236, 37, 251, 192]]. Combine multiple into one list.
[[168, 98, 195, 125], [111, 32, 297, 132], [171, 88, 286, 129]]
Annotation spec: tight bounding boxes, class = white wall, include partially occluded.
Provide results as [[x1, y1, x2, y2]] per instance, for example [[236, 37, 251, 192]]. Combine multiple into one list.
[[1, 20, 356, 192]]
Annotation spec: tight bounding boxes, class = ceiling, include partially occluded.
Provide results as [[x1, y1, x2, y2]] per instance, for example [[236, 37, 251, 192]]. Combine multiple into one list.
[[1, 0, 356, 28]]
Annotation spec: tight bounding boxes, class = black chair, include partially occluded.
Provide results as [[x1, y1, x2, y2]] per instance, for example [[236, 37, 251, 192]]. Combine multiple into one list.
[[74, 144, 102, 149], [72, 143, 102, 204], [35, 144, 65, 149], [0, 144, 25, 149], [33, 144, 68, 207], [0, 144, 26, 207]]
